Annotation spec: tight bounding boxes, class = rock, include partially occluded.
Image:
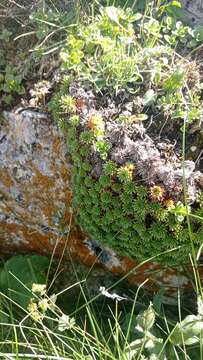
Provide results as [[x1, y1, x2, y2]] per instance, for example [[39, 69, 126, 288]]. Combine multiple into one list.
[[181, 0, 203, 24], [0, 109, 76, 254], [0, 109, 200, 301]]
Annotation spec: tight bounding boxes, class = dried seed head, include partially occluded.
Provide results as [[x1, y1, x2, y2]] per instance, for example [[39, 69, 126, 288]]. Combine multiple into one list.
[[150, 185, 165, 202], [164, 198, 175, 209], [87, 111, 104, 136]]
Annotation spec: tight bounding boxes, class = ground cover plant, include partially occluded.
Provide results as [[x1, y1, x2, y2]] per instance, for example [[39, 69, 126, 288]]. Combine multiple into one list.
[[49, 1, 203, 267]]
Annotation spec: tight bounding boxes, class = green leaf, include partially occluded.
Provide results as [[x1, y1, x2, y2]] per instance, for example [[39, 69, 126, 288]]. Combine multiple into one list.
[[0, 255, 49, 309], [145, 336, 164, 356], [137, 302, 156, 331], [0, 29, 12, 42], [124, 339, 143, 359], [143, 89, 157, 106], [105, 7, 120, 24], [194, 26, 203, 43], [153, 289, 164, 313], [133, 114, 148, 121], [163, 69, 185, 93], [165, 6, 190, 25], [170, 1, 182, 7], [3, 94, 13, 105], [127, 12, 142, 22], [170, 315, 203, 345]]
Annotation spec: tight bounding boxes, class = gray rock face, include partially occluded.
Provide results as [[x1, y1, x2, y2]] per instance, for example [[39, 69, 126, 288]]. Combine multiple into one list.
[[0, 108, 122, 269], [0, 109, 73, 251], [182, 0, 203, 24]]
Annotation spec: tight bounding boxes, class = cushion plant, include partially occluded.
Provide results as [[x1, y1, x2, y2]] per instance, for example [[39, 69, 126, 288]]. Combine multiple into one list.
[[49, 4, 203, 266]]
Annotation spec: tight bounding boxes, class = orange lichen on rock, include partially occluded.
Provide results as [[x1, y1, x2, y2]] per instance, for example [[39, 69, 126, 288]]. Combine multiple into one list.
[[0, 110, 101, 271], [0, 110, 71, 248]]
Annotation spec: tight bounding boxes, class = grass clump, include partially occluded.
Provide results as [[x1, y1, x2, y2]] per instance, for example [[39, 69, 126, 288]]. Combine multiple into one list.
[[0, 254, 203, 359]]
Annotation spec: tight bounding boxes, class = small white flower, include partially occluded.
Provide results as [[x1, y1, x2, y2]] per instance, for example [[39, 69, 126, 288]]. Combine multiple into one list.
[[38, 298, 49, 313], [32, 283, 46, 296], [27, 299, 43, 322]]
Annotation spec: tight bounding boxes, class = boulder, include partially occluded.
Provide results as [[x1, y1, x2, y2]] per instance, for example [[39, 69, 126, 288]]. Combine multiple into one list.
[[0, 109, 198, 300], [0, 109, 76, 255]]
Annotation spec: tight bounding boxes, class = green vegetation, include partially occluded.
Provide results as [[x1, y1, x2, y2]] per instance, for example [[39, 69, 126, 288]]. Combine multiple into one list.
[[0, 254, 203, 359], [49, 2, 203, 266], [0, 0, 83, 106], [0, 30, 25, 105]]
